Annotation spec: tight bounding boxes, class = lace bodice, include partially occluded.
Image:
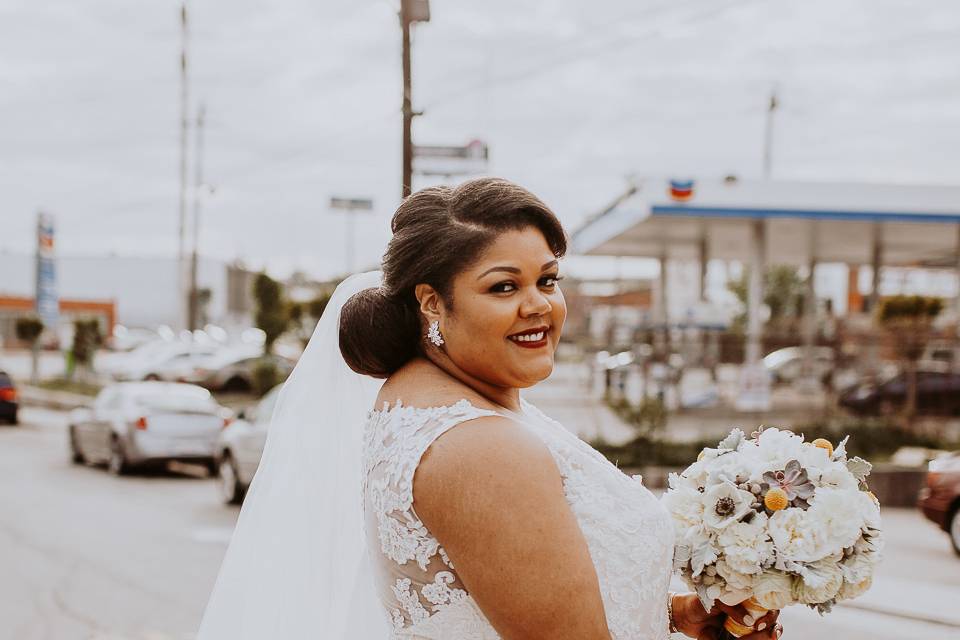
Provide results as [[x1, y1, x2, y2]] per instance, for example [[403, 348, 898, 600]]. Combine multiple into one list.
[[362, 398, 675, 639]]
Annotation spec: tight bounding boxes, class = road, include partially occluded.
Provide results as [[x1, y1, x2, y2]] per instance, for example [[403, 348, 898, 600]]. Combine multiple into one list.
[[1, 407, 959, 640]]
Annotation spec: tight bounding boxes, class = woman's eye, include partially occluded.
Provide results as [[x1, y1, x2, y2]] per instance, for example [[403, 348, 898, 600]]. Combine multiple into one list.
[[490, 282, 517, 293], [540, 275, 563, 288]]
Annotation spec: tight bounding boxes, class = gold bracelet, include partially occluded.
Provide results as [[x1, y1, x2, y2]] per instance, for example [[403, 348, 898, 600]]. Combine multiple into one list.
[[667, 591, 678, 634]]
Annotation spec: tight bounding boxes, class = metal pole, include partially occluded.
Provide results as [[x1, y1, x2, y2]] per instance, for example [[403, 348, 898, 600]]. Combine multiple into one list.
[[800, 220, 818, 388], [868, 222, 883, 377], [954, 224, 960, 372], [698, 222, 709, 302], [189, 103, 205, 331], [745, 219, 767, 365], [178, 2, 190, 330], [401, 16, 413, 199], [656, 245, 669, 357], [763, 90, 778, 180]]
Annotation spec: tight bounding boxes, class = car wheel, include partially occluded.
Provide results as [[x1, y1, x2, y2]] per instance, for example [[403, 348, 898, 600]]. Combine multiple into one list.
[[218, 454, 245, 505], [218, 454, 244, 505], [108, 437, 130, 476], [69, 427, 86, 464], [144, 373, 160, 381], [222, 375, 251, 393], [950, 506, 960, 557]]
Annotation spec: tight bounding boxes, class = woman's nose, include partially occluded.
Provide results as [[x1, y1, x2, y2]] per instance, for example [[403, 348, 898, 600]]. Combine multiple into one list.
[[520, 288, 552, 317]]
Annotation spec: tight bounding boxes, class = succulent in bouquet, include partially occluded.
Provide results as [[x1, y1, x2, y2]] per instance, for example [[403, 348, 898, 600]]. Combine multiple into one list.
[[663, 427, 883, 637]]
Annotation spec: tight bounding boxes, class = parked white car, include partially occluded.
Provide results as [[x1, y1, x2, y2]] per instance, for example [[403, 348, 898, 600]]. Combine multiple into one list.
[[214, 384, 282, 503], [69, 382, 231, 475], [108, 341, 221, 382]]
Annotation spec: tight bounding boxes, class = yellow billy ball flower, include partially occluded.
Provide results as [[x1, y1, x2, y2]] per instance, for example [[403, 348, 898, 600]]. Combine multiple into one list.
[[811, 438, 834, 457], [764, 487, 789, 511]]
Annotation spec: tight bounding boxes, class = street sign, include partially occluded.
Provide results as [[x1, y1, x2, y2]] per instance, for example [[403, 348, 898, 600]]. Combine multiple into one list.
[[35, 212, 59, 329], [414, 139, 489, 177], [330, 197, 374, 211], [413, 139, 488, 161]]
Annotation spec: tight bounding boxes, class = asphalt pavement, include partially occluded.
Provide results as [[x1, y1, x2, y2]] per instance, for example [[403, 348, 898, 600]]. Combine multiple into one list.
[[1, 407, 959, 640]]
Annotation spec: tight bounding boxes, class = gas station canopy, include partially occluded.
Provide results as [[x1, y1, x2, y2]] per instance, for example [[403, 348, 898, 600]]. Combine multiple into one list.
[[573, 179, 960, 267]]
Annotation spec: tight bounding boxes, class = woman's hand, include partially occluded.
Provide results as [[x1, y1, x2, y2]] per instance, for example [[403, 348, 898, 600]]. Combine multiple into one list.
[[671, 593, 782, 639]]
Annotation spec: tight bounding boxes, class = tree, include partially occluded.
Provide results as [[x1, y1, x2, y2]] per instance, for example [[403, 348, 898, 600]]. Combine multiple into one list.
[[253, 272, 288, 355], [15, 316, 44, 384], [69, 318, 103, 382], [878, 295, 943, 422], [728, 265, 805, 333]]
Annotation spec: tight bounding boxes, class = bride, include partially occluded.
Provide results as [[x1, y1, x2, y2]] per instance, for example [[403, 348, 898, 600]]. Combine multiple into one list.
[[197, 178, 782, 639]]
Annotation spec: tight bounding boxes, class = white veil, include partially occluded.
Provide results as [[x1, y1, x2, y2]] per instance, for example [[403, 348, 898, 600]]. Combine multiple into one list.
[[197, 270, 391, 640]]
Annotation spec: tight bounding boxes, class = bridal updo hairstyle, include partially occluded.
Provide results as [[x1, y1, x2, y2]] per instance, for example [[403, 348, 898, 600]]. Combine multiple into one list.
[[339, 177, 567, 378]]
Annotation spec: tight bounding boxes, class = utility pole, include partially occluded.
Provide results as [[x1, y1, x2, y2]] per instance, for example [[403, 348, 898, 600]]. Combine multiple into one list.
[[400, 0, 430, 199], [188, 103, 206, 331], [178, 2, 191, 330]]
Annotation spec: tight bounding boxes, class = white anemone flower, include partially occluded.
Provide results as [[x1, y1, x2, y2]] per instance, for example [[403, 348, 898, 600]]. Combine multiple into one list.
[[702, 481, 755, 530]]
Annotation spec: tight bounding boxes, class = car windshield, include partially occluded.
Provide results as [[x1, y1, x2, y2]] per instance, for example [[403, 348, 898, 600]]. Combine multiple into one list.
[[0, 372, 11, 387], [132, 385, 218, 413]]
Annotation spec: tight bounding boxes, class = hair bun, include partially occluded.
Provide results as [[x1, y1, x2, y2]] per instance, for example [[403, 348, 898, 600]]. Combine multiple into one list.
[[338, 287, 421, 378]]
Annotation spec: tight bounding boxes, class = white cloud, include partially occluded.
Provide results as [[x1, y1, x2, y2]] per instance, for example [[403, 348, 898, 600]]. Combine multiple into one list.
[[2, 0, 958, 278]]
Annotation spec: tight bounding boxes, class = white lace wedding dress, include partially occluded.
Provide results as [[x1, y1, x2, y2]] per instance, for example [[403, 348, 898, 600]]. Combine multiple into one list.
[[362, 397, 676, 639]]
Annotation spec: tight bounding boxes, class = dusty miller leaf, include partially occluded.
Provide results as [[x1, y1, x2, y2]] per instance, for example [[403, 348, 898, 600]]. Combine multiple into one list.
[[847, 456, 873, 482]]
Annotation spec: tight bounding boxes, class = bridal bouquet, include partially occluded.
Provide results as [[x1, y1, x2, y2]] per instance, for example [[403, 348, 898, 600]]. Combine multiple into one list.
[[664, 427, 883, 637]]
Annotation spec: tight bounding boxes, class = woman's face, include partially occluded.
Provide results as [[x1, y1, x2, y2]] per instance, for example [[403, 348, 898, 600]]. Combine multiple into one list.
[[437, 227, 566, 389]]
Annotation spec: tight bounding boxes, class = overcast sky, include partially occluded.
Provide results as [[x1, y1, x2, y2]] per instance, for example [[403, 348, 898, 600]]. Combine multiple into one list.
[[3, 0, 959, 279]]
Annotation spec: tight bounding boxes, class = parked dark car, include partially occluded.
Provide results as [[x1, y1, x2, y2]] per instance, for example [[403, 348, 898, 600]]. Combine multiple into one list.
[[0, 371, 17, 424], [918, 452, 960, 555], [68, 382, 230, 475], [839, 368, 960, 416]]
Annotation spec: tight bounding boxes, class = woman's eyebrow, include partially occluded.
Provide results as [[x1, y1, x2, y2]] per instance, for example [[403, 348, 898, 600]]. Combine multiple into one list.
[[477, 260, 558, 279], [477, 266, 520, 279]]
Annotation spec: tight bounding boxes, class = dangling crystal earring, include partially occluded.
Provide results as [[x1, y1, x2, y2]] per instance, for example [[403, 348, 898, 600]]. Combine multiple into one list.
[[427, 320, 444, 347]]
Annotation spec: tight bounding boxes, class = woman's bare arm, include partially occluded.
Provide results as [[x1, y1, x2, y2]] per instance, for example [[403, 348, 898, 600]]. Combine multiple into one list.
[[414, 415, 611, 640]]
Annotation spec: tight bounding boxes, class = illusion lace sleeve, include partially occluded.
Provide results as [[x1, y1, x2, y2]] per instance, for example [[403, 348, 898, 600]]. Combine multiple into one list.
[[362, 400, 500, 638]]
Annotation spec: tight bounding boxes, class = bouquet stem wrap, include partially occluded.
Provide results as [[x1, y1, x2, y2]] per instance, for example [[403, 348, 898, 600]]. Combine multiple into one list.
[[723, 597, 768, 637]]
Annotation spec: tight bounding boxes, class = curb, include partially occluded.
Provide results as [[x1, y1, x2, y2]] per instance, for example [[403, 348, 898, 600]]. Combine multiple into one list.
[[18, 385, 92, 411]]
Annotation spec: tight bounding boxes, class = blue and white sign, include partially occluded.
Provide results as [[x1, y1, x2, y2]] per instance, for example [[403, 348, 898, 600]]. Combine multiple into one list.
[[35, 212, 59, 329]]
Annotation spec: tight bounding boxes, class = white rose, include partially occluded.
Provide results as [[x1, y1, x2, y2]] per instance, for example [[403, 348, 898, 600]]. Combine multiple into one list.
[[706, 451, 757, 486], [753, 571, 796, 609], [807, 488, 865, 552], [816, 463, 859, 491], [756, 429, 806, 467], [837, 575, 872, 601], [768, 508, 816, 561], [796, 441, 833, 472], [855, 491, 881, 532], [795, 557, 844, 604], [723, 545, 767, 575], [718, 513, 774, 575], [663, 483, 706, 533], [716, 558, 754, 590]]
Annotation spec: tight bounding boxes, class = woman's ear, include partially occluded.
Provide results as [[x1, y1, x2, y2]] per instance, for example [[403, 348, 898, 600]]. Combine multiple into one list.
[[415, 284, 442, 322]]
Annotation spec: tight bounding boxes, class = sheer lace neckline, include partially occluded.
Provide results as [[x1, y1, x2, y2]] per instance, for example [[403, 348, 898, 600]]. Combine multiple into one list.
[[370, 397, 527, 419]]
